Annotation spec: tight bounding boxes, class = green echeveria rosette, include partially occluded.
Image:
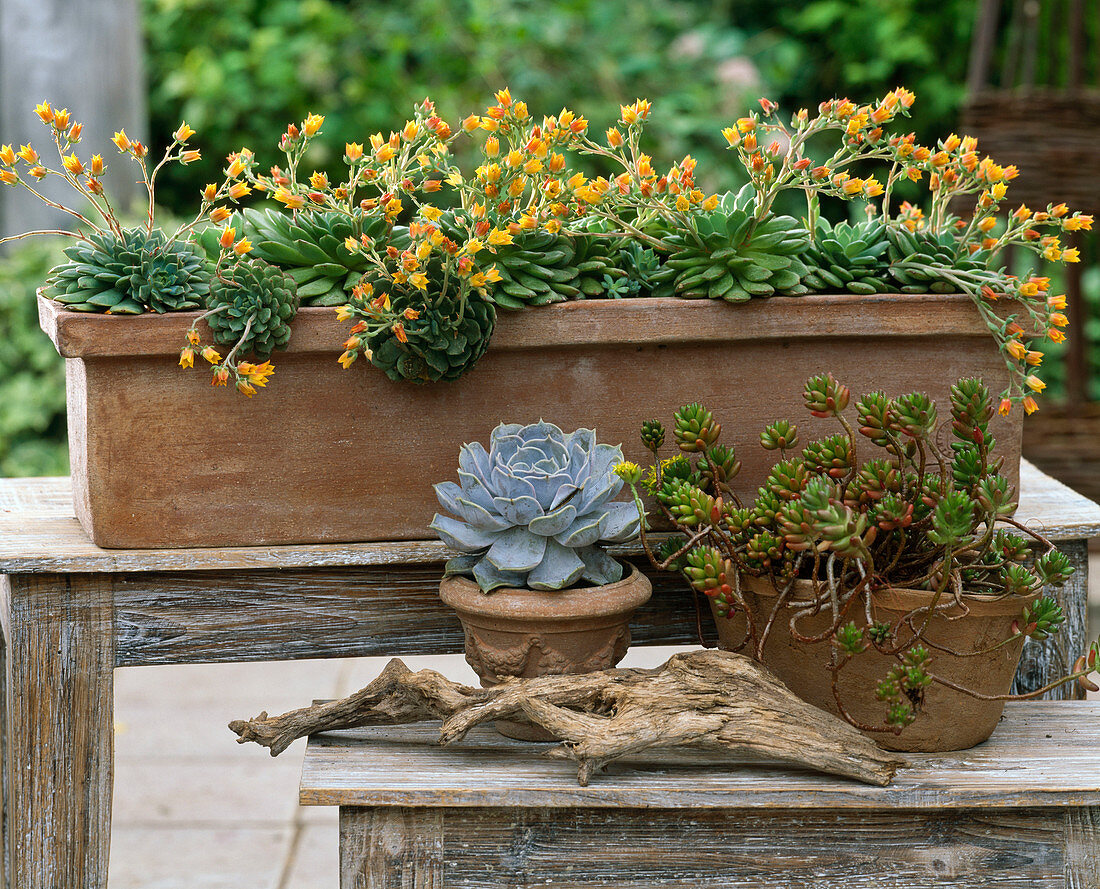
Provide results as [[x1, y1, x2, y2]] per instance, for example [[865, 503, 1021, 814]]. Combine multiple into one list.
[[887, 227, 994, 294], [238, 207, 394, 306], [367, 287, 496, 384], [801, 218, 892, 295], [430, 420, 640, 592], [647, 187, 811, 302], [43, 227, 211, 314], [206, 259, 300, 359]]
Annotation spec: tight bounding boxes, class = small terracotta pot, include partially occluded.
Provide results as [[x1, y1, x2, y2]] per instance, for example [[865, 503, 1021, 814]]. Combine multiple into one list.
[[711, 576, 1037, 752], [439, 563, 652, 740]]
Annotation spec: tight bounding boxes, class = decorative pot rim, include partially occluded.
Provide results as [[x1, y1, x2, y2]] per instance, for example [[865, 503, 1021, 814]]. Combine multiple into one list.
[[739, 573, 1039, 616], [37, 290, 993, 360], [439, 561, 652, 621]]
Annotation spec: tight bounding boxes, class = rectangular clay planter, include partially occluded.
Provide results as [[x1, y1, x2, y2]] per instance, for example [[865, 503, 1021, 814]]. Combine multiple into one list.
[[39, 292, 1022, 549]]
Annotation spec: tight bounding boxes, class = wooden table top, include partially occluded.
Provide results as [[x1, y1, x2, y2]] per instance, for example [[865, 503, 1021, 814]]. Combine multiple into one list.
[[1, 460, 1099, 573], [299, 700, 1100, 810]]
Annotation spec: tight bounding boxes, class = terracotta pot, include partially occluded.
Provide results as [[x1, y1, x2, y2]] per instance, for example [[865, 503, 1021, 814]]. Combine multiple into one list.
[[39, 292, 1020, 548], [439, 562, 652, 740], [711, 576, 1037, 752]]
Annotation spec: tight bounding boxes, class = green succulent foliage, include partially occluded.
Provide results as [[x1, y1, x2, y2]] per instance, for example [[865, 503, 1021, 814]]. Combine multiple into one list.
[[658, 478, 715, 526], [887, 226, 995, 293], [206, 259, 300, 358], [760, 419, 799, 451], [651, 187, 811, 302], [802, 218, 892, 294], [876, 645, 932, 728], [227, 208, 393, 306], [619, 240, 671, 298], [655, 535, 689, 571], [700, 444, 742, 487], [1020, 596, 1065, 640], [802, 433, 853, 479], [43, 227, 211, 314], [856, 391, 894, 447], [367, 288, 496, 384], [640, 419, 666, 451], [568, 221, 630, 299], [1034, 550, 1076, 587], [927, 489, 975, 547], [950, 377, 997, 452], [834, 621, 865, 655], [673, 403, 721, 452]]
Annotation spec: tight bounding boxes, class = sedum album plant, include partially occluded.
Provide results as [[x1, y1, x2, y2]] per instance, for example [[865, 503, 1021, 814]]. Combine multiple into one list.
[[615, 375, 1100, 733], [430, 421, 640, 593]]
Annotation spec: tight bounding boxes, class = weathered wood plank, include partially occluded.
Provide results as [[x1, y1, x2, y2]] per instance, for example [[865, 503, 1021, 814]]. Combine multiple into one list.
[[339, 808, 442, 889], [1065, 806, 1100, 889], [338, 805, 1071, 888], [301, 702, 1100, 811], [1, 574, 114, 889], [0, 460, 1095, 573], [110, 563, 709, 667]]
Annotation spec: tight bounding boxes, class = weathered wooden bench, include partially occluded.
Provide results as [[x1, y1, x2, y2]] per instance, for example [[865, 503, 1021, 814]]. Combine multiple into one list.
[[300, 701, 1100, 888], [1, 461, 1098, 888]]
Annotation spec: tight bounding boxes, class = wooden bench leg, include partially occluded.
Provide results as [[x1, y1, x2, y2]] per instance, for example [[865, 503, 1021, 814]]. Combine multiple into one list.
[[1, 574, 115, 889], [1013, 537, 1090, 699], [339, 804, 1099, 887]]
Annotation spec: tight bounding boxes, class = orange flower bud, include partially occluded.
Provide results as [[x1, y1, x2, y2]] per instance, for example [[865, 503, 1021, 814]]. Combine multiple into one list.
[[67, 123, 83, 143], [0, 170, 17, 185], [62, 154, 83, 175], [174, 122, 196, 143], [1023, 396, 1039, 414], [131, 142, 147, 159], [181, 149, 201, 164], [84, 176, 103, 194], [52, 108, 71, 131], [218, 226, 236, 249], [998, 398, 1012, 416], [34, 102, 53, 124]]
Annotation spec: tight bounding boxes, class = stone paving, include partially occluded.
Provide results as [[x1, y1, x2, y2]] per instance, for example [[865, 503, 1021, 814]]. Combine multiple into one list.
[[107, 559, 1100, 888]]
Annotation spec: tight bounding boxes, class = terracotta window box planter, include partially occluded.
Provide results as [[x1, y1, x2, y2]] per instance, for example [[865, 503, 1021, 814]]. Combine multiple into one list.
[[38, 292, 1021, 549]]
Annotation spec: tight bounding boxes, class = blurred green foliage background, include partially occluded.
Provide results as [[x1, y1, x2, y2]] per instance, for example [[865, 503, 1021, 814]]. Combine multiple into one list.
[[9, 0, 1092, 477]]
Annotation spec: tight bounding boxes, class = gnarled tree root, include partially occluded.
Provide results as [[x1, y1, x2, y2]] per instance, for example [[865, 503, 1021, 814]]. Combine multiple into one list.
[[229, 649, 906, 786]]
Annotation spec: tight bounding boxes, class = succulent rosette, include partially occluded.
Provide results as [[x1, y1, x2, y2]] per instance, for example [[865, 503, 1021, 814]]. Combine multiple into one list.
[[430, 421, 641, 592]]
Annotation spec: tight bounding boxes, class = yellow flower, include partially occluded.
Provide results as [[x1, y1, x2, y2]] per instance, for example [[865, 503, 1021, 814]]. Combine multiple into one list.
[[1048, 328, 1066, 343], [1048, 294, 1067, 310], [303, 113, 324, 137], [226, 156, 247, 178], [998, 398, 1012, 416], [375, 144, 395, 162], [174, 122, 195, 143], [178, 348, 194, 369], [606, 127, 624, 149], [201, 346, 222, 364], [613, 462, 642, 484], [1007, 340, 1027, 360], [1023, 396, 1039, 415], [17, 144, 38, 164], [344, 236, 359, 254], [721, 126, 740, 147], [1026, 350, 1043, 366], [187, 329, 201, 346], [1062, 247, 1081, 262], [233, 238, 252, 256], [338, 350, 356, 369], [228, 182, 251, 200], [236, 379, 257, 398], [409, 271, 428, 291], [34, 102, 53, 124], [345, 142, 364, 161], [487, 228, 513, 247], [112, 130, 131, 152], [218, 226, 236, 249], [464, 238, 484, 255], [675, 194, 690, 211], [0, 170, 16, 185], [273, 187, 305, 210], [209, 206, 231, 224], [991, 182, 1008, 200], [202, 182, 216, 201], [1026, 375, 1046, 393], [484, 266, 502, 283], [0, 145, 14, 166], [1050, 312, 1069, 327], [421, 206, 442, 223]]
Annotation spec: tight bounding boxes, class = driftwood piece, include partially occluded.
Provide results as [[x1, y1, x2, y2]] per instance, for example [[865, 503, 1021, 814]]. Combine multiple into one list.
[[229, 650, 906, 786]]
